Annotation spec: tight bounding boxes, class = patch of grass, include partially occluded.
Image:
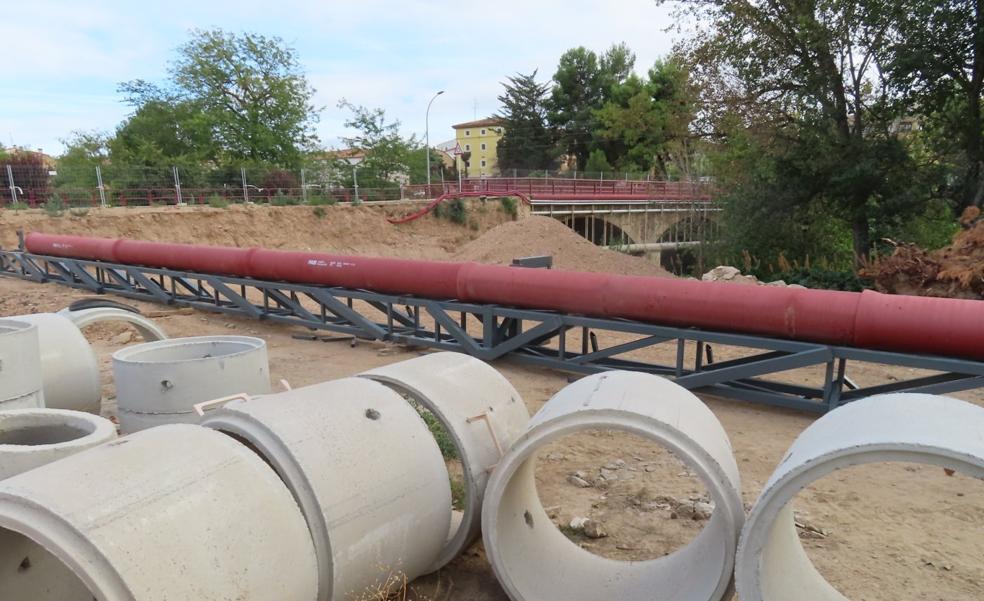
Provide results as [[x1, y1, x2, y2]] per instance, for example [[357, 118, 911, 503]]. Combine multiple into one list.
[[499, 196, 519, 219], [450, 477, 466, 511], [270, 192, 301, 206], [312, 206, 326, 219], [207, 195, 230, 209], [307, 194, 337, 206], [417, 408, 458, 460], [43, 195, 65, 217], [7, 202, 29, 211]]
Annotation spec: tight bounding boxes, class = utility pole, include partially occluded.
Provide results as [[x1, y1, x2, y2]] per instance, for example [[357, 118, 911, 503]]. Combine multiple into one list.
[[425, 90, 444, 190]]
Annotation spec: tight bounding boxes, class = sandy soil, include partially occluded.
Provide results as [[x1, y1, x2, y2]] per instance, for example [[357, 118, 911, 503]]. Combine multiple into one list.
[[1, 204, 981, 601]]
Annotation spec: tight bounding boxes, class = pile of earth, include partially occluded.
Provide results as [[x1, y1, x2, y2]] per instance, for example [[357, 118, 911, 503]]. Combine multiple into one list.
[[861, 206, 984, 299]]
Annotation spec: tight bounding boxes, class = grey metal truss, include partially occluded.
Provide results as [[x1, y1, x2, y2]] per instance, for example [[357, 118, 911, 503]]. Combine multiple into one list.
[[3, 249, 983, 414]]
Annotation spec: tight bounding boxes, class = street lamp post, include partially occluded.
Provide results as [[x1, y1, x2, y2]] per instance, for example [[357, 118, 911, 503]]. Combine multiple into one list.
[[425, 90, 445, 191]]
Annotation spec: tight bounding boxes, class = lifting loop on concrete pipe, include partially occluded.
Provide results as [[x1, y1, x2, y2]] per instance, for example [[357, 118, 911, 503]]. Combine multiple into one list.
[[0, 409, 117, 480], [359, 351, 531, 573], [481, 371, 745, 601], [0, 424, 319, 601], [734, 393, 984, 601], [0, 319, 44, 410], [201, 377, 452, 601]]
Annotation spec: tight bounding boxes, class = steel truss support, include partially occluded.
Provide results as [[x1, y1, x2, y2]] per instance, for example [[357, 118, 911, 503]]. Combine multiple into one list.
[[3, 250, 983, 414]]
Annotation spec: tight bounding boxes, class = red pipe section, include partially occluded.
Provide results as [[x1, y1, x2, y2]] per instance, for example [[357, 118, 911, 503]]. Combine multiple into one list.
[[24, 232, 984, 360], [387, 190, 530, 225]]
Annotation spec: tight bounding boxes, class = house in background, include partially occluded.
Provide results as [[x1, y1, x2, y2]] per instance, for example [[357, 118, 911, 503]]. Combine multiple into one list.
[[452, 117, 504, 177]]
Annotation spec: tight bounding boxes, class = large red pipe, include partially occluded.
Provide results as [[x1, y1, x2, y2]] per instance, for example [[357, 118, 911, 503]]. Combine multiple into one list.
[[23, 232, 984, 360]]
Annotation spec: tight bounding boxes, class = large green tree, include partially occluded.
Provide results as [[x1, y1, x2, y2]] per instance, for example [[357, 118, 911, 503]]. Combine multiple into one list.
[[119, 29, 319, 168], [496, 71, 557, 171], [881, 0, 984, 210], [667, 0, 925, 264], [548, 44, 637, 170], [334, 101, 421, 188]]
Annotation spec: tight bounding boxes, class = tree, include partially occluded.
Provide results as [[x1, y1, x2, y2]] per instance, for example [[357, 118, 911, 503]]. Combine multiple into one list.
[[496, 71, 558, 171], [667, 0, 924, 264], [335, 100, 418, 188], [55, 131, 110, 190], [595, 58, 694, 175], [549, 44, 638, 170], [882, 0, 984, 210], [583, 148, 613, 174], [119, 29, 319, 168]]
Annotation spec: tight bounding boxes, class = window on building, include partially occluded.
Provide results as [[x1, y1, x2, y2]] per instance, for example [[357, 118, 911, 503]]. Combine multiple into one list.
[[480, 143, 486, 151], [481, 160, 487, 168], [465, 144, 471, 151], [480, 129, 486, 135], [465, 130, 471, 136]]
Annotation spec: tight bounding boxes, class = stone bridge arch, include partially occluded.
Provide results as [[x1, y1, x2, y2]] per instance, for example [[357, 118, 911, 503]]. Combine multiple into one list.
[[554, 203, 721, 248]]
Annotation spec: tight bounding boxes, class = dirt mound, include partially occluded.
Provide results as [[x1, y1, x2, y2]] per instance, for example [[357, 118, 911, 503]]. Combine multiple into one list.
[[0, 201, 514, 259], [454, 216, 670, 276], [862, 207, 984, 299]]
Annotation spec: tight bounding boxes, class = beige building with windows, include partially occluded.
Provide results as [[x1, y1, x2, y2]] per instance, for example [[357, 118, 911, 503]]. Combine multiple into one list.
[[452, 117, 504, 176]]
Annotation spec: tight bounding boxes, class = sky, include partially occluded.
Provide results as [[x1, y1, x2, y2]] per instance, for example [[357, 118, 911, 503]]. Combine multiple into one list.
[[2, 0, 682, 156]]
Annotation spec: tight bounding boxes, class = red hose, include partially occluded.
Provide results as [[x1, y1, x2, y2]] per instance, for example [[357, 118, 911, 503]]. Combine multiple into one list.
[[387, 191, 530, 225]]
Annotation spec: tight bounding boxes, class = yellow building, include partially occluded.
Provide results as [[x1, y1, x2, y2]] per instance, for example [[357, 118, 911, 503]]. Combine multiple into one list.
[[452, 117, 505, 177]]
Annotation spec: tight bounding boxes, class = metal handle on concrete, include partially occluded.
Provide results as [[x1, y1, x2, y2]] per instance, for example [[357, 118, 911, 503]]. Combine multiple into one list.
[[466, 412, 503, 471], [193, 393, 251, 416]]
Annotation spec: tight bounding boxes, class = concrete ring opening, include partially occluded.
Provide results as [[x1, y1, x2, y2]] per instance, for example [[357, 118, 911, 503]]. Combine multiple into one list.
[[736, 393, 984, 601], [359, 352, 531, 572], [482, 371, 744, 601], [113, 335, 264, 364], [0, 409, 118, 480]]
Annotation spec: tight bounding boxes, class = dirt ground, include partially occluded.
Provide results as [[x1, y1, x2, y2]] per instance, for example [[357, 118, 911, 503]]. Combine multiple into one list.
[[1, 203, 982, 600]]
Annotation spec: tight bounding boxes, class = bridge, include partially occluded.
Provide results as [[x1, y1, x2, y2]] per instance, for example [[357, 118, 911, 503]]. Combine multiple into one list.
[[448, 177, 721, 266]]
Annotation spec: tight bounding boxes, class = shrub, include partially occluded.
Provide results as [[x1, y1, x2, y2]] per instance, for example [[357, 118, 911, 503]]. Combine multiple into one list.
[[499, 196, 518, 219], [307, 194, 337, 206], [7, 202, 29, 211], [270, 192, 301, 206], [434, 198, 467, 224], [44, 194, 65, 217], [207, 195, 230, 209], [312, 207, 326, 219]]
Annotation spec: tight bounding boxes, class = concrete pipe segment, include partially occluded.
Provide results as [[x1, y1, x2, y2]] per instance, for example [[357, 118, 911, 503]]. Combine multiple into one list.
[[0, 424, 318, 601], [58, 306, 168, 342], [10, 313, 101, 413], [735, 393, 984, 601], [0, 319, 44, 410], [200, 377, 452, 601], [0, 409, 117, 480], [482, 371, 745, 601], [112, 335, 270, 433], [359, 351, 531, 572]]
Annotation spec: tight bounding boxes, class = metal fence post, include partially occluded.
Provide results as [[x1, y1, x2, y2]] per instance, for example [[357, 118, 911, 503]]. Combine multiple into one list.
[[173, 166, 183, 205], [241, 167, 249, 203], [95, 166, 107, 208], [300, 168, 307, 203], [5, 165, 17, 204]]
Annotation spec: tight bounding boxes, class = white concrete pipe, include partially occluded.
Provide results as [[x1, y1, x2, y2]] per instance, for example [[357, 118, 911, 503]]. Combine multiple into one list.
[[735, 393, 984, 601], [200, 377, 452, 601], [11, 313, 101, 413], [359, 351, 531, 572], [112, 335, 270, 433], [0, 409, 117, 480], [482, 371, 745, 601], [0, 319, 44, 410], [58, 306, 168, 342], [0, 424, 318, 601]]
